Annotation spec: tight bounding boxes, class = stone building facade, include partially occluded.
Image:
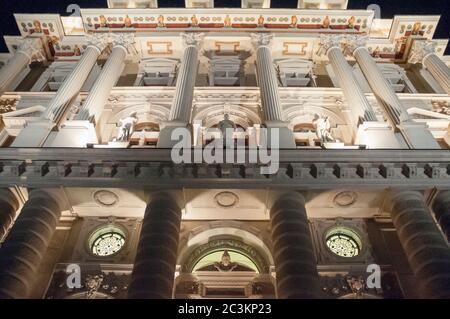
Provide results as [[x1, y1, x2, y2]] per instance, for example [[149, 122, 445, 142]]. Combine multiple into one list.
[[0, 0, 450, 299]]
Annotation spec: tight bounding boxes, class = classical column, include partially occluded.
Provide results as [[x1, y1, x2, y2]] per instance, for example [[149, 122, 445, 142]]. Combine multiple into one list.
[[409, 40, 450, 95], [251, 33, 296, 148], [0, 38, 44, 95], [48, 34, 136, 148], [76, 34, 135, 123], [385, 190, 450, 299], [432, 190, 450, 242], [0, 189, 19, 241], [0, 189, 65, 299], [128, 192, 182, 299], [11, 35, 109, 147], [157, 33, 204, 148], [43, 35, 109, 122], [270, 192, 321, 299], [349, 36, 440, 149], [317, 35, 400, 147]]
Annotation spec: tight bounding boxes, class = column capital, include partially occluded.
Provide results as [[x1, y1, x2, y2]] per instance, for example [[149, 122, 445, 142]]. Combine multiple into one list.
[[250, 33, 273, 49], [316, 34, 344, 56], [408, 40, 438, 64], [344, 35, 369, 56], [181, 32, 205, 48], [110, 33, 138, 55], [86, 33, 110, 53], [16, 38, 45, 62]]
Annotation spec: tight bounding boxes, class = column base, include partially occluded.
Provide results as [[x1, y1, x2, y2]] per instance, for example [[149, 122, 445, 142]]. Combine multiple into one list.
[[397, 122, 441, 149], [157, 121, 190, 148], [11, 120, 55, 147], [46, 120, 98, 147], [355, 122, 403, 149], [261, 121, 296, 149]]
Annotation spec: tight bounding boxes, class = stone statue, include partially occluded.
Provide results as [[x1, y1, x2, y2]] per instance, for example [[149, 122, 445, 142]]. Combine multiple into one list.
[[116, 112, 138, 142], [313, 114, 335, 143], [218, 114, 236, 148]]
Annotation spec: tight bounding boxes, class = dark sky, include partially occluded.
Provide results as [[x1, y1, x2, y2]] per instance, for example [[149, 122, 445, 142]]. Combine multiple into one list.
[[0, 0, 449, 53]]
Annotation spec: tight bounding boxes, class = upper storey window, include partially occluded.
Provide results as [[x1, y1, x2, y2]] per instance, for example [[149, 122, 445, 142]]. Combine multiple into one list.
[[298, 0, 348, 9], [275, 58, 316, 87], [186, 0, 213, 8], [134, 58, 180, 87], [107, 0, 158, 8], [242, 0, 270, 8], [208, 56, 246, 87]]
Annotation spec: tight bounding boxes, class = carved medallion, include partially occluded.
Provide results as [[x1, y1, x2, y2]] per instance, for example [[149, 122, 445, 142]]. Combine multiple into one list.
[[93, 190, 119, 207], [333, 191, 357, 207], [214, 191, 239, 208]]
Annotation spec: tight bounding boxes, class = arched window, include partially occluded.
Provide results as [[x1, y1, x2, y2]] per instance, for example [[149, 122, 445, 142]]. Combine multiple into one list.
[[193, 250, 259, 273]]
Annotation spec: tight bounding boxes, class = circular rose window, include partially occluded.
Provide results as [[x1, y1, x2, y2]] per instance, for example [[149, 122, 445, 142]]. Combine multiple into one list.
[[89, 226, 126, 257], [325, 227, 362, 258]]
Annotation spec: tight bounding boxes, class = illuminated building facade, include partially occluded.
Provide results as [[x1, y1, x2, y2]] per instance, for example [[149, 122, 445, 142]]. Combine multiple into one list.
[[0, 0, 450, 299]]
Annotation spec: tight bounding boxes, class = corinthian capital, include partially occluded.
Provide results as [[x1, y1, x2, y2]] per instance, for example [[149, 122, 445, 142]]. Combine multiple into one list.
[[408, 40, 437, 64], [316, 34, 344, 56], [343, 35, 368, 56], [111, 33, 138, 55], [86, 33, 110, 53], [181, 33, 205, 48], [250, 33, 273, 49], [17, 38, 45, 62]]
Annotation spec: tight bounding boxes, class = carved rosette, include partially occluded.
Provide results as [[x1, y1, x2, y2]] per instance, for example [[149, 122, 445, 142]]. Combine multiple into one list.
[[181, 32, 205, 48], [408, 40, 438, 64]]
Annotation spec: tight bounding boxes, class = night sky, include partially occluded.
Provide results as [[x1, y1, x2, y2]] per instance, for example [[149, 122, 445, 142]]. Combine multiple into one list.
[[0, 0, 449, 53]]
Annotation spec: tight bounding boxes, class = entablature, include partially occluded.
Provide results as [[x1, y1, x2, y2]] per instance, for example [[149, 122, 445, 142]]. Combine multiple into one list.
[[0, 148, 450, 189]]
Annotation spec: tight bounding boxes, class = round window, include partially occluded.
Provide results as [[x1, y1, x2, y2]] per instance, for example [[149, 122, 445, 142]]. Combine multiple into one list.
[[89, 226, 126, 257], [325, 227, 362, 258]]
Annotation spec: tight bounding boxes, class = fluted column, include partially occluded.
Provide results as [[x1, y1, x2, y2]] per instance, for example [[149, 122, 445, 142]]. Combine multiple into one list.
[[157, 33, 204, 148], [270, 192, 321, 299], [350, 37, 409, 125], [0, 189, 19, 241], [0, 189, 65, 299], [128, 192, 182, 299], [168, 33, 204, 123], [432, 190, 450, 242], [11, 35, 109, 147], [385, 190, 450, 299], [43, 35, 109, 122], [76, 34, 135, 123], [319, 35, 377, 127], [349, 36, 440, 149], [252, 33, 283, 122], [0, 38, 44, 95], [409, 40, 450, 95], [250, 33, 296, 148]]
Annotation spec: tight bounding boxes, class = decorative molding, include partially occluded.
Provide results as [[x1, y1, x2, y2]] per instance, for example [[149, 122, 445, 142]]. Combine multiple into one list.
[[282, 41, 308, 56], [408, 40, 437, 64], [1, 149, 450, 188], [146, 41, 173, 55]]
